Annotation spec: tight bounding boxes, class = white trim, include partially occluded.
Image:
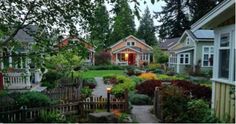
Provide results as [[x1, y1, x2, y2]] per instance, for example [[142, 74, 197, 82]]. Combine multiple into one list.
[[178, 52, 191, 65], [191, 0, 234, 31], [109, 35, 153, 50], [201, 46, 214, 67], [211, 78, 236, 86], [211, 81, 216, 111], [113, 46, 141, 54], [213, 24, 235, 85], [175, 47, 194, 54]]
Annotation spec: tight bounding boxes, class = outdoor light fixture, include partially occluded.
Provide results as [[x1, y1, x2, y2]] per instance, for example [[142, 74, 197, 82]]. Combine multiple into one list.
[[106, 87, 112, 112]]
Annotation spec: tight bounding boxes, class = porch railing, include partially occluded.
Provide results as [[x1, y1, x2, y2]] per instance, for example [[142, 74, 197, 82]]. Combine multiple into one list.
[[3, 72, 31, 90]]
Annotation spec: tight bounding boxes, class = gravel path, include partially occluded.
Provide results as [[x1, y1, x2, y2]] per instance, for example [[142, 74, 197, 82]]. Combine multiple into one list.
[[131, 105, 159, 123], [92, 77, 112, 98]]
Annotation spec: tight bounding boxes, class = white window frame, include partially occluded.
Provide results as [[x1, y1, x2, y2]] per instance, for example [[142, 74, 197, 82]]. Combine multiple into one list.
[[178, 53, 190, 65], [177, 53, 191, 65], [212, 25, 235, 85], [201, 46, 214, 67], [169, 54, 177, 64]]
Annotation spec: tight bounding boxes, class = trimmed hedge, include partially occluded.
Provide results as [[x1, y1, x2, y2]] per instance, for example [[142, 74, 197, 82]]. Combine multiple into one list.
[[129, 93, 152, 105], [87, 65, 129, 70]]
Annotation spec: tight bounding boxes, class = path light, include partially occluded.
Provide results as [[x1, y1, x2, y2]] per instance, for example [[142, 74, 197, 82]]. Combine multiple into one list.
[[106, 87, 112, 112]]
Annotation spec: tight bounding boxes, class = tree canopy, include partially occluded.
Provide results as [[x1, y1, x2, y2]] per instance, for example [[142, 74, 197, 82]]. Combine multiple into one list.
[[89, 2, 110, 51], [136, 7, 157, 46], [110, 0, 136, 45]]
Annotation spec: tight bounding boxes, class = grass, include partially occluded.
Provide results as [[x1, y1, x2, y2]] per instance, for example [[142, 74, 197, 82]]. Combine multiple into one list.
[[74, 70, 124, 78]]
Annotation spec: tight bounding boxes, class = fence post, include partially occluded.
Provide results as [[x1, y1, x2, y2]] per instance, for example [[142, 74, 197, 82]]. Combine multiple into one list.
[[154, 87, 162, 121], [124, 90, 129, 112]]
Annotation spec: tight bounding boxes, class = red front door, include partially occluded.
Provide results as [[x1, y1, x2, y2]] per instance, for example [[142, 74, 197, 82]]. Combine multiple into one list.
[[128, 53, 135, 65]]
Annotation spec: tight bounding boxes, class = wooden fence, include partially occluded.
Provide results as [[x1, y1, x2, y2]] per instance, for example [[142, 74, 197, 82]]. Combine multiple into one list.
[[79, 96, 129, 115], [42, 78, 83, 102], [0, 102, 79, 122]]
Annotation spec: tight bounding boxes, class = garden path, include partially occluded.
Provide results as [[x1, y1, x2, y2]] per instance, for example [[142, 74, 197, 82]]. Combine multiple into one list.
[[93, 77, 112, 97], [131, 105, 159, 123]]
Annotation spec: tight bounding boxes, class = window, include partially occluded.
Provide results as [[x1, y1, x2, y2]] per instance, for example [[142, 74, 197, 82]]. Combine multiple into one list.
[[178, 53, 190, 64], [127, 41, 135, 46], [186, 37, 190, 45], [141, 53, 148, 61], [218, 33, 230, 79], [127, 42, 130, 46], [169, 54, 177, 64], [202, 46, 214, 67]]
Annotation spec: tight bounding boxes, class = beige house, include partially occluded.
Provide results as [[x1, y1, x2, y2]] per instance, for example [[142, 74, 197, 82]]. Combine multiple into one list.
[[108, 35, 153, 66], [191, 0, 235, 122]]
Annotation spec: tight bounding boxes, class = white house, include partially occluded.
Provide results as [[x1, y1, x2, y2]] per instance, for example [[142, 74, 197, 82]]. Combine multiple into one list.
[[191, 0, 235, 122]]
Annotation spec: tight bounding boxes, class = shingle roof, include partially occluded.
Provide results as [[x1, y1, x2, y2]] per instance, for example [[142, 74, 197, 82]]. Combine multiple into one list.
[[13, 25, 37, 42], [159, 37, 180, 50], [193, 30, 214, 39]]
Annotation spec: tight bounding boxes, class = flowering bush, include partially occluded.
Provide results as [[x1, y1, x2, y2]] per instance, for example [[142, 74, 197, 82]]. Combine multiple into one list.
[[136, 80, 162, 97], [138, 72, 157, 80]]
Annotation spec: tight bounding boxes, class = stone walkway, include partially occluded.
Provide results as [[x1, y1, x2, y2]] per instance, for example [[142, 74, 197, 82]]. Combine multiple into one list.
[[131, 105, 159, 123], [93, 77, 112, 97]]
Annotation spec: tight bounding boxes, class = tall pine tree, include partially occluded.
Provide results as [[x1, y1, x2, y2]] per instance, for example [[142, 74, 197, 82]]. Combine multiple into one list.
[[110, 0, 135, 45], [156, 0, 190, 39], [136, 7, 157, 46], [187, 0, 223, 23], [89, 2, 110, 50]]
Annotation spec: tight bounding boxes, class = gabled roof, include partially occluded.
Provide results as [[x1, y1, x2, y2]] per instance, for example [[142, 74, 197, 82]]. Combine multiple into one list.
[[160, 37, 180, 50], [174, 46, 194, 54], [191, 0, 235, 31], [109, 35, 153, 50], [112, 46, 142, 54], [193, 30, 214, 39]]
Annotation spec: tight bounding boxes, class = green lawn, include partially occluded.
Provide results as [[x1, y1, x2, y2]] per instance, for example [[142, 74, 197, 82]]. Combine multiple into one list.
[[74, 70, 124, 78]]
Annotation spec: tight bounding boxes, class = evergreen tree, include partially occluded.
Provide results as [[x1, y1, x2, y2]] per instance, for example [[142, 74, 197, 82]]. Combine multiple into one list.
[[89, 2, 110, 50], [187, 0, 223, 23], [136, 7, 157, 46], [110, 0, 136, 45], [155, 0, 190, 39]]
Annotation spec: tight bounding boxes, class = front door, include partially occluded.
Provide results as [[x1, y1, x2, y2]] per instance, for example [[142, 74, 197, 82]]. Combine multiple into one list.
[[128, 53, 135, 65]]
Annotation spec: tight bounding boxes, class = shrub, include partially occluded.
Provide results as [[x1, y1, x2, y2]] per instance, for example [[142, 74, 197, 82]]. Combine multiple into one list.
[[111, 76, 135, 97], [80, 86, 92, 98], [136, 80, 162, 97], [129, 92, 152, 105], [83, 78, 97, 89], [130, 76, 143, 86], [41, 82, 57, 89], [147, 63, 161, 71], [42, 70, 63, 83], [171, 80, 211, 102], [184, 99, 215, 122], [103, 75, 117, 85], [160, 85, 189, 122], [156, 74, 184, 81], [36, 110, 66, 123], [16, 92, 52, 107], [95, 51, 111, 65], [87, 65, 127, 70], [138, 72, 157, 80], [152, 69, 165, 74]]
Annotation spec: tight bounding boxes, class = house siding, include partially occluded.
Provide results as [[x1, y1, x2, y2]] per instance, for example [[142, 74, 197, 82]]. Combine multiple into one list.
[[195, 41, 214, 72], [214, 82, 235, 122]]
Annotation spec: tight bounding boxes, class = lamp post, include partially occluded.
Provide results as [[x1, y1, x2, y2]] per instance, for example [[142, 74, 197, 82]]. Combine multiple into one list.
[[106, 87, 111, 112]]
